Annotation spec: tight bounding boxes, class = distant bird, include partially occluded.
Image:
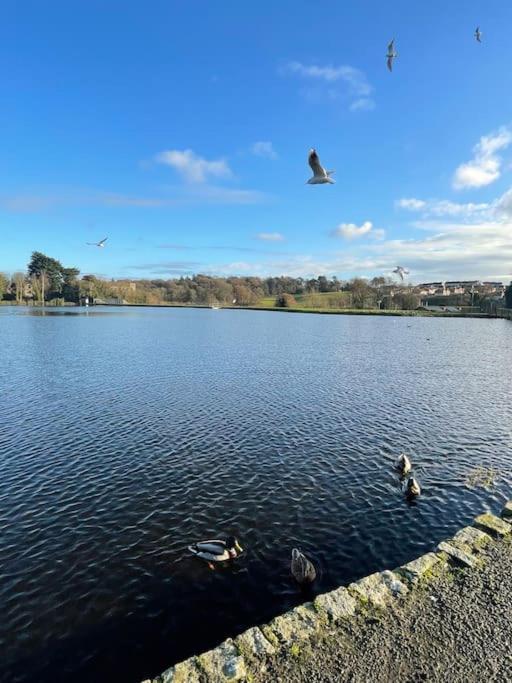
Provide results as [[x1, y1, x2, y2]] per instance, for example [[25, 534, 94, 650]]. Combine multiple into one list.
[[291, 548, 317, 585], [406, 477, 421, 497], [87, 237, 108, 248], [393, 266, 410, 281], [475, 27, 482, 43], [396, 453, 412, 475], [188, 536, 243, 568], [387, 39, 398, 71], [232, 298, 237, 304], [307, 149, 335, 185]]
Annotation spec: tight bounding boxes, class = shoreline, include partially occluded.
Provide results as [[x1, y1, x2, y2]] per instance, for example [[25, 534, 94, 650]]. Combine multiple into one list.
[[3, 300, 510, 319], [142, 503, 512, 683], [97, 303, 503, 319]]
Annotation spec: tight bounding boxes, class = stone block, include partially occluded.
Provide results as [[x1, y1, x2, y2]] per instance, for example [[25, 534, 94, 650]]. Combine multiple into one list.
[[198, 639, 246, 682], [381, 570, 409, 597], [348, 572, 395, 609], [235, 626, 276, 658], [396, 552, 443, 585], [501, 501, 512, 521], [437, 541, 476, 568], [474, 513, 511, 538], [451, 526, 491, 551], [160, 658, 203, 683], [262, 603, 319, 647], [314, 586, 357, 622]]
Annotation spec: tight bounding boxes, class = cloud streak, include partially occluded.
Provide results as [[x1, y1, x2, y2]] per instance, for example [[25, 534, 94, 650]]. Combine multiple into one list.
[[251, 141, 278, 159], [281, 61, 375, 111], [256, 232, 284, 242], [396, 197, 491, 218], [0, 183, 268, 212]]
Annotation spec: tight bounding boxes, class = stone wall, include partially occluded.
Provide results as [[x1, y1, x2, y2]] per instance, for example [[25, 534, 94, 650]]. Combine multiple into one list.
[[142, 503, 512, 683]]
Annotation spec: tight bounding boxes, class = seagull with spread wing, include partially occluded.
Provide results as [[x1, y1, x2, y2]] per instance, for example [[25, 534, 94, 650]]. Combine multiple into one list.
[[475, 27, 482, 43], [306, 149, 335, 185], [87, 237, 108, 248], [393, 266, 410, 281], [387, 39, 398, 71]]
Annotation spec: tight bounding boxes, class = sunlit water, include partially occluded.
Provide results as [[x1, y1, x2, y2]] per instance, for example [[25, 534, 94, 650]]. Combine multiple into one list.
[[1, 306, 511, 683]]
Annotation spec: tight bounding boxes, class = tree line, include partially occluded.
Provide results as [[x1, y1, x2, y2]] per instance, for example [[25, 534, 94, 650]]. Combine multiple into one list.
[[1, 251, 511, 310]]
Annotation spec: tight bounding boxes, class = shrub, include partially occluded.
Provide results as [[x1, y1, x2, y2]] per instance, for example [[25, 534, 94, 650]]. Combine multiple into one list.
[[275, 293, 297, 307]]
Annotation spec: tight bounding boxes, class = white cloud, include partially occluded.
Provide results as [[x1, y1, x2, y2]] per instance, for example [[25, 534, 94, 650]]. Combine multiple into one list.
[[251, 141, 278, 159], [396, 197, 490, 218], [207, 221, 512, 281], [256, 232, 285, 242], [453, 127, 512, 190], [283, 62, 372, 95], [495, 187, 512, 218], [132, 217, 512, 281], [350, 98, 376, 112], [332, 221, 374, 240], [396, 198, 427, 211], [155, 149, 232, 184], [281, 61, 374, 111]]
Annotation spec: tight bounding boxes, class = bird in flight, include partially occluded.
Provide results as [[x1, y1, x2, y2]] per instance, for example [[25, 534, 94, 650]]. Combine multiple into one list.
[[306, 149, 335, 185], [387, 39, 398, 71], [86, 237, 108, 248], [475, 27, 482, 43], [393, 266, 410, 281]]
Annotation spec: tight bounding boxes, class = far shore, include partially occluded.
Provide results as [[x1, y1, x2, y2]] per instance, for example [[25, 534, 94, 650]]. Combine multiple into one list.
[[2, 299, 510, 319], [91, 302, 503, 318]]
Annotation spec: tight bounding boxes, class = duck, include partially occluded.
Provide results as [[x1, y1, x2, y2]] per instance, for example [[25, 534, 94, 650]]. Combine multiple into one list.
[[406, 477, 421, 497], [396, 453, 412, 475], [188, 536, 243, 566], [291, 548, 316, 585]]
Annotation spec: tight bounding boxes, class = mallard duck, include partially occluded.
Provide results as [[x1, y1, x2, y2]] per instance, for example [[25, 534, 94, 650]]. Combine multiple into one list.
[[291, 548, 316, 585], [396, 453, 412, 475], [188, 536, 243, 564], [406, 477, 421, 497]]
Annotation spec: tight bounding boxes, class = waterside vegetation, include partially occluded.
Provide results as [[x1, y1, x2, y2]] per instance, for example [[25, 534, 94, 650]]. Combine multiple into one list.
[[1, 252, 511, 316]]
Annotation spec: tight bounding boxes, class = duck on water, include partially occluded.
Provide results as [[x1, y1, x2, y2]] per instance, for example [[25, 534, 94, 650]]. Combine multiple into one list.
[[188, 536, 243, 569]]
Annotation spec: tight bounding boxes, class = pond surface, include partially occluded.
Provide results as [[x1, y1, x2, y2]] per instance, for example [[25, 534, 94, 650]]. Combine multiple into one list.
[[1, 306, 511, 683]]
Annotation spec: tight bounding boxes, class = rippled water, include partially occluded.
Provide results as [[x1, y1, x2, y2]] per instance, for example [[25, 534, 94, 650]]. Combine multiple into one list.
[[1, 306, 511, 683]]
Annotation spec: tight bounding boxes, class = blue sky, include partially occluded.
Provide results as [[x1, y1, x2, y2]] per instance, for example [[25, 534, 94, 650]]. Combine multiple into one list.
[[1, 0, 512, 282]]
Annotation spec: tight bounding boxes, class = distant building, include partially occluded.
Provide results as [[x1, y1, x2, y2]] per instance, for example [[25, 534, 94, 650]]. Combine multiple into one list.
[[416, 282, 445, 295], [444, 281, 479, 294], [416, 280, 504, 297]]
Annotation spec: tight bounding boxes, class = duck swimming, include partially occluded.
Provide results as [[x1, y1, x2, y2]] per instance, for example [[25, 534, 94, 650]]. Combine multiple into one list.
[[291, 548, 316, 585], [406, 477, 421, 497], [188, 536, 243, 567], [396, 453, 412, 475]]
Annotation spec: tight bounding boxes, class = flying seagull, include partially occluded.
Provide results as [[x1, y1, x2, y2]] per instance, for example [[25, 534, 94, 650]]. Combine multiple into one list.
[[393, 266, 410, 281], [307, 149, 335, 185], [387, 39, 398, 72], [475, 27, 482, 43], [87, 237, 108, 248]]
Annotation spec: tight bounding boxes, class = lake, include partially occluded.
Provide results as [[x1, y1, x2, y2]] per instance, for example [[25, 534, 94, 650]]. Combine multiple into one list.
[[1, 306, 511, 683]]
